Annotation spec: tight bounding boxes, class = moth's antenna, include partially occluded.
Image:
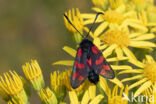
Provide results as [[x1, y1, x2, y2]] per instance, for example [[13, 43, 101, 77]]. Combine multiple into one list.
[[85, 12, 104, 38], [64, 14, 84, 38]]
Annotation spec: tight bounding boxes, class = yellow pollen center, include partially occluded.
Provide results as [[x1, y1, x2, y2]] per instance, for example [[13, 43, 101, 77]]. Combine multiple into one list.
[[101, 28, 130, 47], [144, 63, 156, 82], [103, 10, 125, 24]]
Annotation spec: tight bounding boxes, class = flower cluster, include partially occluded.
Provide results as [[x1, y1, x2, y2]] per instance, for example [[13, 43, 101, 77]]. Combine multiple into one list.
[[0, 0, 156, 104]]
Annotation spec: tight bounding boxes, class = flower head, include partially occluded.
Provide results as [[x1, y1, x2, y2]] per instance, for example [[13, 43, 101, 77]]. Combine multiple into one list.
[[103, 10, 125, 25], [144, 83, 156, 104], [119, 55, 156, 97], [100, 27, 130, 47], [96, 26, 155, 59], [64, 8, 84, 34], [69, 84, 104, 104], [108, 85, 129, 104], [64, 8, 87, 44], [50, 71, 66, 101], [92, 0, 108, 9], [0, 71, 28, 103], [39, 87, 57, 104], [109, 0, 124, 9], [147, 5, 156, 23], [8, 96, 24, 104], [127, 0, 154, 12], [22, 60, 45, 92]]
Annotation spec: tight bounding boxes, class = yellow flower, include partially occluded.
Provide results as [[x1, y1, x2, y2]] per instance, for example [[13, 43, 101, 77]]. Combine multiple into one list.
[[92, 0, 108, 9], [108, 85, 129, 104], [96, 26, 155, 59], [64, 8, 84, 33], [39, 87, 58, 104], [51, 69, 88, 101], [127, 0, 154, 12], [50, 71, 66, 101], [8, 96, 24, 104], [145, 83, 156, 104], [99, 76, 129, 104], [64, 8, 90, 44], [118, 55, 156, 97], [0, 71, 28, 103], [22, 60, 45, 92], [137, 10, 156, 30], [109, 0, 124, 9], [81, 3, 148, 33], [146, 5, 156, 23], [69, 84, 104, 104], [53, 46, 131, 88]]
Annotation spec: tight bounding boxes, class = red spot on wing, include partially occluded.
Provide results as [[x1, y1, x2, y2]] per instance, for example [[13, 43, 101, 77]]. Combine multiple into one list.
[[103, 65, 110, 70], [87, 58, 92, 66], [95, 56, 104, 65], [78, 76, 84, 81], [77, 48, 82, 58], [75, 62, 85, 69], [100, 70, 106, 74], [73, 72, 78, 78], [92, 46, 100, 54]]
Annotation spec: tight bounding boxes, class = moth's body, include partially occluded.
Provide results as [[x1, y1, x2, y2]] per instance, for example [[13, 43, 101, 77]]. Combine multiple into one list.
[[71, 38, 115, 89], [80, 39, 99, 84]]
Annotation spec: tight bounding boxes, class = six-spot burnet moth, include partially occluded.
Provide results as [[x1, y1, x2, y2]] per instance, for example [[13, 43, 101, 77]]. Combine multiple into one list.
[[64, 12, 115, 89]]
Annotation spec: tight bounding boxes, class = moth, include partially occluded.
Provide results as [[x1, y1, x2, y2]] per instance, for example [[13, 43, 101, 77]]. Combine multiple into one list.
[[64, 12, 115, 89]]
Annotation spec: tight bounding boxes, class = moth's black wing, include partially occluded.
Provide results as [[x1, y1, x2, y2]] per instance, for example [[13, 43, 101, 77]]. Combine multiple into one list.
[[71, 48, 89, 89], [90, 45, 115, 79]]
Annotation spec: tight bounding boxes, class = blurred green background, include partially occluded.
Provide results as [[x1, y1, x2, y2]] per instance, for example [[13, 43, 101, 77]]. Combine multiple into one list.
[[0, 0, 92, 103]]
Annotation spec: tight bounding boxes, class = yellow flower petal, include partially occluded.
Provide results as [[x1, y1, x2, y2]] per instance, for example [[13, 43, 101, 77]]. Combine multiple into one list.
[[111, 65, 132, 70], [107, 57, 128, 62], [134, 81, 152, 97], [115, 5, 125, 13], [99, 77, 109, 95], [84, 17, 103, 25], [121, 74, 144, 82], [128, 59, 145, 68], [128, 78, 148, 90], [118, 69, 143, 75], [130, 41, 156, 47], [129, 33, 142, 38], [93, 38, 101, 48], [145, 55, 155, 63], [103, 44, 117, 58], [52, 60, 74, 66], [81, 13, 96, 19], [84, 27, 94, 38], [92, 7, 104, 13], [99, 44, 108, 50], [89, 84, 96, 99], [127, 20, 148, 32], [94, 22, 108, 37], [115, 47, 123, 58], [69, 91, 79, 104], [109, 77, 124, 88], [81, 90, 90, 104], [63, 46, 76, 57], [89, 94, 104, 104], [131, 33, 155, 41], [122, 47, 136, 60]]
